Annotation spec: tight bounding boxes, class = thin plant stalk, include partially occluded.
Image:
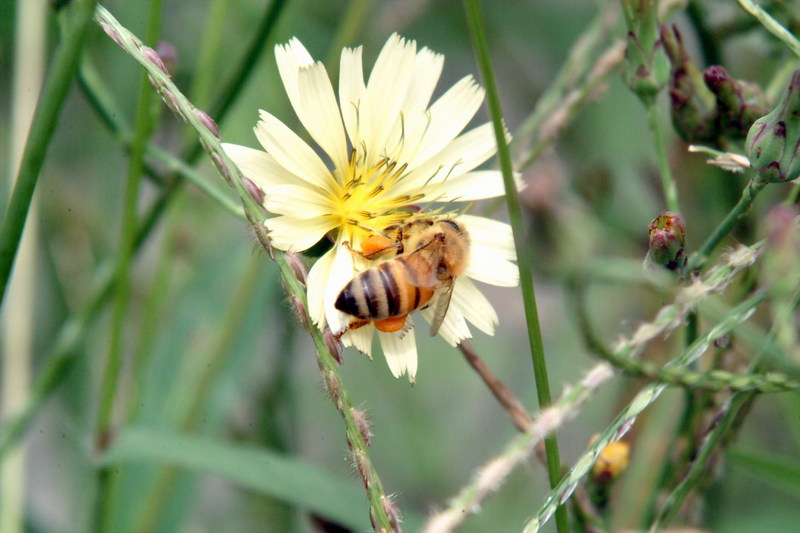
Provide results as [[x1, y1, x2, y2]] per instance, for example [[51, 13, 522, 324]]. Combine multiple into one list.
[[425, 363, 616, 533], [0, 0, 100, 306], [94, 6, 397, 529], [92, 1, 163, 531], [512, 1, 620, 162], [522, 291, 768, 532], [687, 177, 768, 271], [737, 0, 800, 57], [646, 102, 681, 213], [0, 1, 46, 531], [0, 0, 281, 462], [649, 284, 800, 530], [458, 341, 533, 433], [462, 2, 569, 532]]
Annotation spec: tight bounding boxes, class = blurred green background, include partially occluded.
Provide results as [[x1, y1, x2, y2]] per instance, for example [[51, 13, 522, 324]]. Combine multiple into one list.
[[1, 1, 799, 532]]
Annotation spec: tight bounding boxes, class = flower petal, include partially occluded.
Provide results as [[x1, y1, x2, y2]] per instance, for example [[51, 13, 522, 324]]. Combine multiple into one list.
[[342, 327, 374, 358], [264, 184, 333, 219], [265, 216, 336, 253], [296, 62, 349, 173], [396, 122, 500, 196], [306, 249, 336, 327], [458, 215, 520, 287], [402, 47, 444, 114], [422, 301, 470, 347], [409, 76, 484, 167], [339, 45, 366, 147], [360, 34, 417, 166], [275, 38, 315, 114], [323, 241, 358, 335], [450, 277, 498, 335], [378, 328, 418, 382], [221, 143, 304, 190], [427, 170, 511, 202], [254, 111, 334, 189]]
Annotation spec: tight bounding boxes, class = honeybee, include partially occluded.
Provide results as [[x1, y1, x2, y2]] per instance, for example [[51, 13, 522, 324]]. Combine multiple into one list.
[[335, 218, 470, 336]]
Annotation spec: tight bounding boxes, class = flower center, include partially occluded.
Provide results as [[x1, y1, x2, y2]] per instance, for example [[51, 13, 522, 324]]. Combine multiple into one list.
[[331, 149, 423, 241]]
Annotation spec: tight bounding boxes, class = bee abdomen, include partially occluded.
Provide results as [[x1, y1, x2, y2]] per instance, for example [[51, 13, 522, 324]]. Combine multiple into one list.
[[335, 262, 403, 319]]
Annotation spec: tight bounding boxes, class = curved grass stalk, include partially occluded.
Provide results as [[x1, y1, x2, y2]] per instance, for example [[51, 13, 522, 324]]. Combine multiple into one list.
[[94, 6, 397, 529], [0, 0, 100, 305], [0, 0, 282, 465], [737, 0, 800, 57], [686, 178, 768, 272], [648, 283, 800, 530], [463, 1, 567, 531], [522, 289, 768, 532], [424, 362, 615, 533]]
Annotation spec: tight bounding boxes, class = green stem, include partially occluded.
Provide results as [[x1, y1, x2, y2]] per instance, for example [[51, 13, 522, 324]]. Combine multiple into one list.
[[649, 284, 800, 530], [646, 102, 681, 214], [0, 0, 279, 463], [649, 391, 755, 531], [0, 0, 99, 307], [94, 7, 396, 529], [92, 1, 163, 530], [524, 291, 768, 533], [737, 0, 800, 57], [572, 282, 800, 393], [687, 177, 768, 272], [462, 2, 568, 533]]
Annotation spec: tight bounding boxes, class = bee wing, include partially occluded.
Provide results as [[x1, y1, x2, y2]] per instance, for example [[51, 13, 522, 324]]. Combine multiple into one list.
[[428, 278, 455, 337]]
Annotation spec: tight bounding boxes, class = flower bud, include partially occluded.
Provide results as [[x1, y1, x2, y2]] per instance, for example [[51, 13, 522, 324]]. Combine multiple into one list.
[[647, 211, 686, 272], [661, 25, 718, 143], [592, 439, 630, 483], [141, 45, 171, 77], [746, 69, 800, 183], [193, 108, 220, 139], [622, 2, 669, 103], [703, 65, 768, 139], [241, 177, 264, 205]]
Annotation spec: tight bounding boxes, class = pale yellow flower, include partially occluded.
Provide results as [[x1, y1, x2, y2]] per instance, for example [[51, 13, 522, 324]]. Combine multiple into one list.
[[223, 34, 518, 381]]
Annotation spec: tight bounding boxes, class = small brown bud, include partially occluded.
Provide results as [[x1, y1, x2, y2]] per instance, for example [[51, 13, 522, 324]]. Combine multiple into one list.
[[99, 20, 126, 48], [323, 330, 343, 364], [285, 252, 308, 285], [352, 448, 371, 490], [322, 368, 341, 409], [288, 295, 309, 331], [193, 108, 220, 139], [381, 495, 403, 530], [647, 211, 687, 273], [141, 45, 170, 77], [241, 177, 264, 205], [350, 407, 373, 446]]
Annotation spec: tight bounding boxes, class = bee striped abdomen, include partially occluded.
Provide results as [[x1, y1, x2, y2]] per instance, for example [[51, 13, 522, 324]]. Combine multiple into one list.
[[334, 256, 435, 320]]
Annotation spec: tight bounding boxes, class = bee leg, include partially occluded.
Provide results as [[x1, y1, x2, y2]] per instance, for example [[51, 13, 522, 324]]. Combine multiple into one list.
[[343, 235, 402, 260], [333, 319, 371, 344]]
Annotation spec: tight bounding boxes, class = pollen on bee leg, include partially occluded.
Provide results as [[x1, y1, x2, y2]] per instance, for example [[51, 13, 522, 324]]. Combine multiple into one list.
[[374, 315, 408, 333]]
